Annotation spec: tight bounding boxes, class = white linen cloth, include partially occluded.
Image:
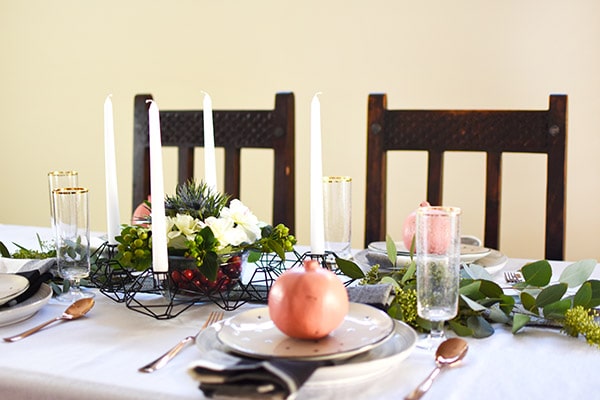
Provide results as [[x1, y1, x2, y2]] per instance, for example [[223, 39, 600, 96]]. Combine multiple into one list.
[[0, 225, 599, 399]]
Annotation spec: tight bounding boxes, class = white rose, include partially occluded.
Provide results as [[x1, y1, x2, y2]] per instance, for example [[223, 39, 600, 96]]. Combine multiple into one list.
[[220, 199, 262, 243]]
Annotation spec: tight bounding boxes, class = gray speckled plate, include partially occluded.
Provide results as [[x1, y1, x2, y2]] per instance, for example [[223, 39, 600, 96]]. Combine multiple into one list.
[[216, 303, 395, 361]]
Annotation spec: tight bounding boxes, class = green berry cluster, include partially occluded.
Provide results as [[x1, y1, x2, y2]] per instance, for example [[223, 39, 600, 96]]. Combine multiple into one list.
[[396, 287, 418, 326], [259, 224, 296, 253], [115, 225, 152, 271], [563, 306, 600, 348]]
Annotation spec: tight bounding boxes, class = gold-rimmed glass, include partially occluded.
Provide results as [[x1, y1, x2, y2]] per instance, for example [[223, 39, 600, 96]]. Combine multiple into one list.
[[323, 176, 352, 259], [48, 170, 79, 228], [53, 187, 94, 303], [415, 206, 461, 350]]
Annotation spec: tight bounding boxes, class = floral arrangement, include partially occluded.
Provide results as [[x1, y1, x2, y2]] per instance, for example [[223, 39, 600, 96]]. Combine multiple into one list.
[[337, 236, 600, 348], [115, 180, 296, 282]]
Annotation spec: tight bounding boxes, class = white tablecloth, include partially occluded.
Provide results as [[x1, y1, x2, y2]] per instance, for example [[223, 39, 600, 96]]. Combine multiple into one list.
[[1, 225, 600, 399]]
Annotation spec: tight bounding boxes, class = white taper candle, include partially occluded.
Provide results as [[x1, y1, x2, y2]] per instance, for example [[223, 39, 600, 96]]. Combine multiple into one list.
[[310, 93, 325, 254], [147, 100, 169, 273]]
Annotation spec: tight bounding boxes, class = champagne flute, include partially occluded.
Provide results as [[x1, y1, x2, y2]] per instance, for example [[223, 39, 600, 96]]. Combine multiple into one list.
[[48, 171, 79, 229], [415, 206, 461, 350], [53, 187, 95, 303]]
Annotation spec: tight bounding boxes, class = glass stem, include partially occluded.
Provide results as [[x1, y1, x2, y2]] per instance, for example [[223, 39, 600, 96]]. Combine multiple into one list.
[[429, 320, 444, 341], [70, 278, 82, 295]]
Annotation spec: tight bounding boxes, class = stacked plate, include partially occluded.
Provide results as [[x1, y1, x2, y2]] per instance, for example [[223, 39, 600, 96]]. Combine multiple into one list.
[[355, 240, 508, 274], [0, 274, 52, 327], [0, 274, 30, 306], [196, 303, 418, 386]]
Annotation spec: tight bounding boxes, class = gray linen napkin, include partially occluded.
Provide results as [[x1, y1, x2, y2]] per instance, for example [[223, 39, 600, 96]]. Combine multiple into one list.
[[189, 350, 323, 400], [17, 259, 55, 275], [346, 284, 394, 310]]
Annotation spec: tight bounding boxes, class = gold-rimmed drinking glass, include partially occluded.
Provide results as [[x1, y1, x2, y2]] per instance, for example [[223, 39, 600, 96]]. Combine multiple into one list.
[[415, 206, 461, 350], [53, 187, 94, 303], [48, 170, 79, 229], [323, 176, 352, 259]]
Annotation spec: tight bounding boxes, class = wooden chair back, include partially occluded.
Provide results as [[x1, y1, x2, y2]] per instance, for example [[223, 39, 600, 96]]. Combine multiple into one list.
[[133, 92, 296, 233], [365, 93, 567, 260]]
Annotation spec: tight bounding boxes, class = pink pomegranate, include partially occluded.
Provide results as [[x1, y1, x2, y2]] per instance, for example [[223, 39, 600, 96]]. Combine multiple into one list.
[[268, 260, 349, 339]]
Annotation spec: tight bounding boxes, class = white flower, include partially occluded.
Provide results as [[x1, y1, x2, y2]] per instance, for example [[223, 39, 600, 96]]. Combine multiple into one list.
[[204, 216, 248, 249], [166, 214, 203, 249], [220, 199, 262, 243]]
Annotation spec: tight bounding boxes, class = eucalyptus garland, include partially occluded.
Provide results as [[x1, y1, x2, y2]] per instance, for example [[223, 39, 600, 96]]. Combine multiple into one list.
[[337, 236, 600, 348]]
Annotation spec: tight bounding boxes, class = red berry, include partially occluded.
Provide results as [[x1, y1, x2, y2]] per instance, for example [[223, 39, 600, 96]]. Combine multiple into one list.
[[170, 270, 182, 283], [182, 269, 195, 281]]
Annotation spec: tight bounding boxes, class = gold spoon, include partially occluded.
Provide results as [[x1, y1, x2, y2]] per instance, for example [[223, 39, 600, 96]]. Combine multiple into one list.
[[404, 337, 469, 400], [3, 297, 95, 342]]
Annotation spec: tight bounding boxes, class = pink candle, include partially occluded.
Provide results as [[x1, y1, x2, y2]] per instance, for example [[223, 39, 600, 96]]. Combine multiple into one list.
[[147, 100, 168, 273], [202, 92, 217, 190], [103, 95, 120, 245], [310, 93, 325, 254]]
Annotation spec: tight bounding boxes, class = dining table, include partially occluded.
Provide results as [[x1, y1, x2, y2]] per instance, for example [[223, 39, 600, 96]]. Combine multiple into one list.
[[1, 223, 599, 400]]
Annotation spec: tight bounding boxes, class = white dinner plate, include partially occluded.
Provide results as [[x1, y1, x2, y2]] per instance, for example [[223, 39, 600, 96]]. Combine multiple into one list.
[[0, 274, 30, 306], [355, 244, 505, 273], [471, 249, 508, 274], [368, 241, 491, 263], [196, 318, 417, 387], [0, 283, 52, 327], [216, 303, 395, 361]]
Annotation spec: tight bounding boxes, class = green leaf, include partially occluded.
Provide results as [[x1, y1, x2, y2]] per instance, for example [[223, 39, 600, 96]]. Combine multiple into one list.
[[459, 281, 481, 298], [558, 259, 597, 288], [462, 264, 493, 281], [268, 240, 286, 261], [522, 260, 552, 286], [573, 282, 592, 307], [460, 294, 487, 312], [199, 251, 219, 281], [487, 304, 512, 324], [336, 258, 365, 280], [587, 280, 600, 308], [448, 320, 474, 336], [542, 299, 571, 320], [535, 283, 568, 307], [499, 294, 516, 315], [467, 315, 495, 338], [400, 261, 416, 285], [512, 314, 531, 333], [478, 280, 504, 298], [385, 235, 397, 266], [0, 241, 10, 258], [247, 250, 261, 263], [520, 292, 538, 314], [380, 276, 401, 289], [386, 303, 404, 320]]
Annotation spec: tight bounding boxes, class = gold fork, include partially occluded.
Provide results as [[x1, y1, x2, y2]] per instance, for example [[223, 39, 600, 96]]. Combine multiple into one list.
[[504, 271, 524, 284], [138, 310, 224, 373]]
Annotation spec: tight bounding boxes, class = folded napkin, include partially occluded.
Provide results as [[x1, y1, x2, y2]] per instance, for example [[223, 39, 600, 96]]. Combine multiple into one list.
[[0, 257, 55, 275], [347, 283, 394, 310], [189, 350, 323, 400]]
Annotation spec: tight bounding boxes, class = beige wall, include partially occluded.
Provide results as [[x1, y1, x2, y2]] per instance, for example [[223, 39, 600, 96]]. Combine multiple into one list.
[[1, 0, 599, 261]]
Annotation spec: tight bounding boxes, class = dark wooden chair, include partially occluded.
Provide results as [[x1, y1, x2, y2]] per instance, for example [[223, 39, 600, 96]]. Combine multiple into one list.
[[133, 92, 296, 233], [365, 93, 567, 260]]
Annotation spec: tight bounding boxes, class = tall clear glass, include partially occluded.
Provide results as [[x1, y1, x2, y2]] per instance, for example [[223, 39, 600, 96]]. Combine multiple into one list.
[[48, 170, 79, 228], [53, 187, 94, 303], [416, 206, 461, 350], [323, 176, 352, 259]]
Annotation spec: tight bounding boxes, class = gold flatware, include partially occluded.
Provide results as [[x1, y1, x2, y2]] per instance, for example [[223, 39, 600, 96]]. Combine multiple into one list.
[[3, 297, 95, 342], [404, 338, 468, 400], [138, 310, 224, 373]]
